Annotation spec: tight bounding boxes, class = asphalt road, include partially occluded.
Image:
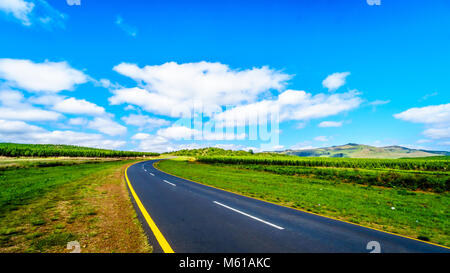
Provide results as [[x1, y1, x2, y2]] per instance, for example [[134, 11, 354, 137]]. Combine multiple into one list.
[[126, 159, 449, 253]]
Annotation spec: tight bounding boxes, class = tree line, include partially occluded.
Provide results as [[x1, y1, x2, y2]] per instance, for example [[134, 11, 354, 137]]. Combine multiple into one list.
[[0, 143, 159, 158]]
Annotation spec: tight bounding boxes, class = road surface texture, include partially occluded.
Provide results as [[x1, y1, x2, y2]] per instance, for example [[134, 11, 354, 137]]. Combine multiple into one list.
[[126, 160, 449, 253]]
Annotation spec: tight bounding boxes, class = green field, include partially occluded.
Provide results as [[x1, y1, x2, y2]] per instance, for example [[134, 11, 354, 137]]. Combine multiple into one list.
[[0, 158, 152, 253], [0, 143, 159, 158], [196, 155, 449, 171], [157, 158, 450, 247]]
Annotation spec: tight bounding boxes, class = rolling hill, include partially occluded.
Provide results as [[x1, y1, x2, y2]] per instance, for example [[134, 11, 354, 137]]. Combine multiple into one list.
[[277, 143, 450, 159]]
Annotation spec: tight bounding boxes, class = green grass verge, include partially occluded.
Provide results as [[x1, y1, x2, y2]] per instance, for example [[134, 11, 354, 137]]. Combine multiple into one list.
[[0, 158, 152, 253], [0, 160, 127, 216], [225, 164, 449, 193], [157, 160, 450, 247]]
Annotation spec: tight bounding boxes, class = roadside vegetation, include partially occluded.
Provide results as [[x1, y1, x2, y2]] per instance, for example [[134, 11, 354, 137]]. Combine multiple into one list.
[[0, 157, 153, 253], [0, 143, 159, 158], [197, 155, 449, 171], [157, 157, 450, 247]]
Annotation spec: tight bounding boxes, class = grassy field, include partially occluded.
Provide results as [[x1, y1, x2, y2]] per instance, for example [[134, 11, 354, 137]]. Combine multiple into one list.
[[0, 158, 153, 253], [157, 159, 450, 247]]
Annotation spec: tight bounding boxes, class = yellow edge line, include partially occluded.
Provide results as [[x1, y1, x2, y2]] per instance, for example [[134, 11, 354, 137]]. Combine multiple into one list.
[[125, 163, 174, 253], [154, 160, 450, 250]]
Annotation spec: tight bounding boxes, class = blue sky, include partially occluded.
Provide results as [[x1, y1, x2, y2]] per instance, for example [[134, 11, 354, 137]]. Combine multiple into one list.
[[0, 0, 449, 152]]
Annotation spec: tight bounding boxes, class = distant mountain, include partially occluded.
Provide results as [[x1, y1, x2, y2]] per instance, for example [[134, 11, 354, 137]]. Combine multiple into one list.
[[277, 143, 450, 159]]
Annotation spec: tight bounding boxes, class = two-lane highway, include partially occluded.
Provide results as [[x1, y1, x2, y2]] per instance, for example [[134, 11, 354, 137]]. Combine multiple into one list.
[[126, 159, 449, 253]]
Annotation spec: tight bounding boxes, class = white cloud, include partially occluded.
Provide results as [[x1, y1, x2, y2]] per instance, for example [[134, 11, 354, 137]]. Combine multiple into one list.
[[109, 87, 196, 118], [269, 145, 285, 151], [0, 89, 24, 105], [0, 0, 66, 28], [0, 89, 61, 121], [423, 127, 450, 139], [394, 103, 450, 124], [87, 117, 127, 136], [109, 61, 291, 117], [29, 95, 106, 116], [124, 105, 136, 111], [131, 133, 172, 153], [214, 89, 362, 126], [394, 103, 450, 140], [213, 143, 258, 152], [0, 59, 87, 92], [0, 0, 34, 26], [156, 125, 245, 141], [314, 136, 329, 142], [52, 97, 105, 115], [322, 72, 350, 91], [131, 124, 247, 152], [156, 126, 198, 140], [0, 107, 61, 121], [318, 121, 343, 128], [0, 119, 44, 134], [122, 114, 169, 130], [68, 117, 87, 126], [28, 94, 65, 105], [0, 119, 125, 149]]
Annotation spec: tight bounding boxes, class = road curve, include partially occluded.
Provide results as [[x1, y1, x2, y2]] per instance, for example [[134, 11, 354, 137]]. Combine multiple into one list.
[[126, 159, 449, 253]]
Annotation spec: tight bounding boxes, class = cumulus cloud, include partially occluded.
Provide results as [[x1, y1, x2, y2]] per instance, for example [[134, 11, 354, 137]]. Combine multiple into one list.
[[87, 117, 127, 136], [131, 124, 247, 152], [394, 103, 450, 124], [322, 72, 350, 91], [0, 59, 87, 92], [318, 121, 343, 128], [121, 114, 170, 130], [214, 89, 362, 126], [0, 119, 44, 134], [28, 94, 65, 106], [0, 89, 61, 121], [131, 133, 172, 153], [109, 61, 291, 117], [0, 89, 24, 105], [394, 103, 450, 140], [156, 126, 197, 140], [68, 117, 87, 126], [52, 97, 106, 116], [0, 119, 125, 149], [0, 107, 61, 121]]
